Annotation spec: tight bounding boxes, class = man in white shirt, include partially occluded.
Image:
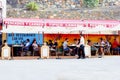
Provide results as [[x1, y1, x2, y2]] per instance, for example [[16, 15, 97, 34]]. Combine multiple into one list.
[[77, 34, 85, 59]]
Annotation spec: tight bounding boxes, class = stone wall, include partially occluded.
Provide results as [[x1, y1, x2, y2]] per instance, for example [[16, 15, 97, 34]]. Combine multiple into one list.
[[7, 0, 120, 8], [7, 6, 120, 20], [6, 0, 120, 20]]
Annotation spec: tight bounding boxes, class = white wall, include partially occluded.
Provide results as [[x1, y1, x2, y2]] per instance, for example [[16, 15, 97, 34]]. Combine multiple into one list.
[[0, 0, 6, 18]]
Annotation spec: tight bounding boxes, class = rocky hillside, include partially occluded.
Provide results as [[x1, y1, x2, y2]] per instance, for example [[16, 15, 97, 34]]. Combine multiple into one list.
[[7, 0, 120, 20]]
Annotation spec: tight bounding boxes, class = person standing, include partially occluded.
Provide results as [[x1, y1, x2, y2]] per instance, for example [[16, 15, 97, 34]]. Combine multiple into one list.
[[77, 34, 85, 59]]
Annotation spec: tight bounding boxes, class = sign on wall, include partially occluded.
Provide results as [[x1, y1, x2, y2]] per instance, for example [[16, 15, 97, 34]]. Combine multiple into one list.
[[7, 33, 43, 45]]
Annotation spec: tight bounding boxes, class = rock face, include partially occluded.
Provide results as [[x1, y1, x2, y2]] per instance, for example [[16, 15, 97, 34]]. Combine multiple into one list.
[[6, 0, 120, 20]]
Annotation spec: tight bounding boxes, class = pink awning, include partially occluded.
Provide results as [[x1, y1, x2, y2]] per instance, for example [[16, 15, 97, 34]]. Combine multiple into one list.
[[3, 18, 120, 28], [3, 18, 44, 26], [0, 18, 2, 23]]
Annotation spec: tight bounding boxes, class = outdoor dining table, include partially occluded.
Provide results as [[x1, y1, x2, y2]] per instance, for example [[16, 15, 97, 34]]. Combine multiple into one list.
[[68, 44, 76, 48], [68, 44, 77, 56], [12, 45, 24, 57], [94, 44, 105, 48]]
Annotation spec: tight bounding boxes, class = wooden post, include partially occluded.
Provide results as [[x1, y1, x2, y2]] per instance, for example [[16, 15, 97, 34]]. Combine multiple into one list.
[[118, 30, 120, 44], [12, 32, 14, 58], [38, 31, 40, 45]]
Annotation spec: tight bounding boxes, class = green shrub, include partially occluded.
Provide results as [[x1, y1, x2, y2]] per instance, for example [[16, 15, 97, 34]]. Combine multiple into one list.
[[26, 2, 39, 11], [84, 0, 99, 8]]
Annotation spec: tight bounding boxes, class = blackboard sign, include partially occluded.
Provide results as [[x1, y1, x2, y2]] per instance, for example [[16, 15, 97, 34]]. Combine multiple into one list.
[[7, 33, 43, 45]]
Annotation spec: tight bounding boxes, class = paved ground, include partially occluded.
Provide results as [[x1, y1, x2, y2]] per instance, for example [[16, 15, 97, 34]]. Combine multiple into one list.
[[0, 56, 120, 80]]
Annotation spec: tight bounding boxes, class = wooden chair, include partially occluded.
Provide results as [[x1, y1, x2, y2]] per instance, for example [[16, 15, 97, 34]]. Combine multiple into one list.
[[112, 48, 119, 55], [22, 45, 32, 56], [104, 45, 111, 55], [50, 48, 57, 56], [56, 47, 64, 59], [32, 47, 40, 56]]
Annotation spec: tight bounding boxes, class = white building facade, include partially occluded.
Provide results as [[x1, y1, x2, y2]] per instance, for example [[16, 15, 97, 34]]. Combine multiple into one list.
[[0, 0, 6, 18]]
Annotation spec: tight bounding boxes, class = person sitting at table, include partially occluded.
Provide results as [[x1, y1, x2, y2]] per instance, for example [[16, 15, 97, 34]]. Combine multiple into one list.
[[53, 39, 59, 55], [104, 39, 111, 54], [32, 40, 39, 51], [32, 39, 39, 56], [112, 38, 120, 54], [112, 39, 119, 49], [53, 39, 58, 50], [63, 38, 72, 56], [23, 39, 31, 52], [48, 40, 57, 55], [48, 40, 53, 48], [87, 39, 98, 55], [97, 38, 105, 57]]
